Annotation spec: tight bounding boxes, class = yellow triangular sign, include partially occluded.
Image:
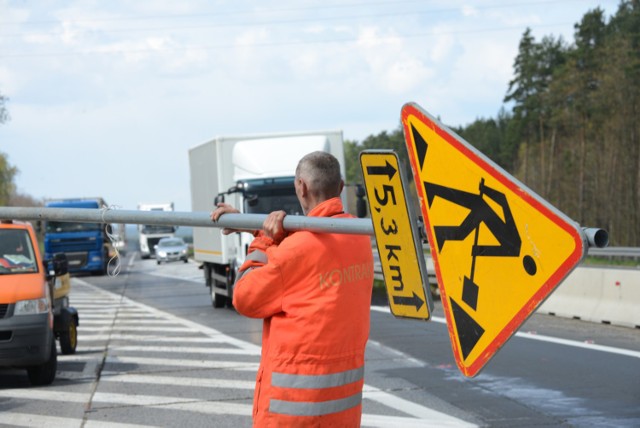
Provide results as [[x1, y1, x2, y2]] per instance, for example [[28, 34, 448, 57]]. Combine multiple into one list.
[[401, 102, 585, 377]]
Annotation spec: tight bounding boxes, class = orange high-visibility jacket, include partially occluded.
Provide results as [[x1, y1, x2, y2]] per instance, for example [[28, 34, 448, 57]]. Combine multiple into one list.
[[233, 197, 374, 428]]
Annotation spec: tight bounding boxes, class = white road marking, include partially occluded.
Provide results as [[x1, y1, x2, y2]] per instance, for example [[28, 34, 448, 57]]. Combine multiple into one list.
[[104, 355, 259, 370], [2, 413, 155, 428], [371, 306, 640, 359], [79, 334, 241, 343], [93, 392, 253, 415], [363, 385, 476, 426], [99, 373, 255, 389], [109, 345, 261, 355], [0, 389, 90, 403], [80, 326, 197, 333]]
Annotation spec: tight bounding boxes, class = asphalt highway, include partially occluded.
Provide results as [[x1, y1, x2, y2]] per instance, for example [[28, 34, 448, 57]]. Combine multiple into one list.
[[1, 252, 638, 427]]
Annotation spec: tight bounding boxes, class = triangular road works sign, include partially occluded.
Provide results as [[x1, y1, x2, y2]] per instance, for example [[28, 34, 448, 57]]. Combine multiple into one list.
[[401, 102, 586, 377]]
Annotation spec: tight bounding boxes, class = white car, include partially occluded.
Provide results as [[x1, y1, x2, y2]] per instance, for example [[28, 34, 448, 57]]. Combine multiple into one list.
[[154, 237, 189, 264]]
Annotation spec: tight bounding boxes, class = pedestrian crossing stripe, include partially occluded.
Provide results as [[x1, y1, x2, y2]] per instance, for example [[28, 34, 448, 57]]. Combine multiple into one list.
[[400, 102, 585, 377]]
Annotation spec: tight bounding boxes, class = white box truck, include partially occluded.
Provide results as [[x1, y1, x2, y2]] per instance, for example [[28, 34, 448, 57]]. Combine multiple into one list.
[[189, 130, 350, 308], [137, 202, 176, 258]]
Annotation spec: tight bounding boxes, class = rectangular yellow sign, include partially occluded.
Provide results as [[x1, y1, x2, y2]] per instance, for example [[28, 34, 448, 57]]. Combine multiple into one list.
[[360, 150, 432, 320]]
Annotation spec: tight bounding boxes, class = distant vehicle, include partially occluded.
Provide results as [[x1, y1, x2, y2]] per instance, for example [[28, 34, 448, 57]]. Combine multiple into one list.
[[112, 223, 127, 254], [155, 237, 189, 265], [44, 198, 113, 275], [138, 203, 176, 259], [0, 220, 78, 386], [189, 130, 353, 308]]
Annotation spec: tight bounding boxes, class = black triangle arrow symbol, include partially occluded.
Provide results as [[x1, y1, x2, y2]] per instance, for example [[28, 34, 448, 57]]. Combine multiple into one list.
[[450, 298, 485, 360], [366, 161, 397, 180], [411, 123, 429, 170], [392, 292, 425, 312]]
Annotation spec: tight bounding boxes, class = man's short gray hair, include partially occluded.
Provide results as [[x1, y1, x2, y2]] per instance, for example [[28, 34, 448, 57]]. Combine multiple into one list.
[[296, 151, 342, 199]]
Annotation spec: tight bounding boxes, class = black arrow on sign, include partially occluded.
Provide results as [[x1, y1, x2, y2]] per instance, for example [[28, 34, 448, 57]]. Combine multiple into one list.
[[366, 161, 397, 180], [392, 292, 425, 312]]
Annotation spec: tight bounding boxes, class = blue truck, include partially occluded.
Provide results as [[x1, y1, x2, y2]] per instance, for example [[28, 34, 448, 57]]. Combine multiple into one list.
[[44, 198, 113, 275]]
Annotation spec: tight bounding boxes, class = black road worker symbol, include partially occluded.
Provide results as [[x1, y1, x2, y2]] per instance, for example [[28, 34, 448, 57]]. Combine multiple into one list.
[[425, 177, 537, 359]]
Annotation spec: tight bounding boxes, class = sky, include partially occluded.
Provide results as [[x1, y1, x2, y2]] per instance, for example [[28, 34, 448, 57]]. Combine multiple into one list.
[[0, 0, 620, 212]]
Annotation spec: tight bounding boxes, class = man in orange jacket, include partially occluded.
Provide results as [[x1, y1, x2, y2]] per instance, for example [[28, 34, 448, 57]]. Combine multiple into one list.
[[211, 151, 374, 427]]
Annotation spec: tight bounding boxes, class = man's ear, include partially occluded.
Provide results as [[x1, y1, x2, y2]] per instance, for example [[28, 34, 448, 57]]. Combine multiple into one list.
[[338, 180, 344, 195], [298, 177, 309, 197]]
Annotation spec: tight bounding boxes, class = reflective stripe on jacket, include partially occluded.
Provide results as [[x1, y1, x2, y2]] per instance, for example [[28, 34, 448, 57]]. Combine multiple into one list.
[[233, 197, 374, 428]]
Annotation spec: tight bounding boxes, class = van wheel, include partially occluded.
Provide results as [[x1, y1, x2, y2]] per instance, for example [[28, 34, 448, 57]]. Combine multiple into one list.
[[59, 321, 78, 355], [27, 337, 57, 386]]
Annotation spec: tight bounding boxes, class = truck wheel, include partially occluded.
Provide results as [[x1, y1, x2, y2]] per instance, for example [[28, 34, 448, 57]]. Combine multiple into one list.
[[59, 320, 78, 355], [27, 337, 57, 386], [204, 264, 212, 288], [212, 288, 226, 308]]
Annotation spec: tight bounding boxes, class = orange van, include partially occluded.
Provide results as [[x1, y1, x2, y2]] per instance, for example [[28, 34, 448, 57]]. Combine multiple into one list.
[[0, 220, 77, 385]]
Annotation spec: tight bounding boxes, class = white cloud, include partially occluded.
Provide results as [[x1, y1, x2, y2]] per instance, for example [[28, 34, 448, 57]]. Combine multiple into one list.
[[461, 5, 479, 17], [0, 0, 622, 210], [354, 26, 433, 94]]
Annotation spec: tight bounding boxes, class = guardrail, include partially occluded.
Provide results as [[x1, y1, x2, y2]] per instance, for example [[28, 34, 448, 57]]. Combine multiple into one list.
[[420, 244, 640, 260], [585, 247, 640, 259], [374, 246, 640, 328]]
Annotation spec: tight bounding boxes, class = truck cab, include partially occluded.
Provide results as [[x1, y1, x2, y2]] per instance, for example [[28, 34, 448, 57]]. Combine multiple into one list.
[[0, 220, 77, 386], [190, 131, 350, 308], [44, 198, 112, 275]]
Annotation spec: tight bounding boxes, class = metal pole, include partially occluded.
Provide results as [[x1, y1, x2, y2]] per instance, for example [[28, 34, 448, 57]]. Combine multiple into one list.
[[0, 207, 375, 236], [0, 207, 607, 246]]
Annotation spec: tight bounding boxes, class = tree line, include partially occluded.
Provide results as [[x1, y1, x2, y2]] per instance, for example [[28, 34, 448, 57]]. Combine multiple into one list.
[[345, 1, 640, 247]]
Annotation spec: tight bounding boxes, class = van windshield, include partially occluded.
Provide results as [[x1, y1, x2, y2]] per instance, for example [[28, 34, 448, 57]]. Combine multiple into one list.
[[0, 229, 38, 274]]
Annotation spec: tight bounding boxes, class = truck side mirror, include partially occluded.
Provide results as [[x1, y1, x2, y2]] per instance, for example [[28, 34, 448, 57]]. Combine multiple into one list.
[[355, 184, 367, 218], [52, 253, 68, 276], [246, 194, 259, 207]]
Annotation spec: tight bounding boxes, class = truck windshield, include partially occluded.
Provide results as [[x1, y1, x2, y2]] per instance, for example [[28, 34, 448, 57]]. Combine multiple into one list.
[[241, 177, 303, 215], [46, 221, 101, 233], [0, 229, 38, 274], [141, 225, 176, 234]]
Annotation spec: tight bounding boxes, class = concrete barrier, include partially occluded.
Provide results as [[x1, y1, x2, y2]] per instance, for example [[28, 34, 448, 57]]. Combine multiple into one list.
[[537, 266, 640, 328]]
